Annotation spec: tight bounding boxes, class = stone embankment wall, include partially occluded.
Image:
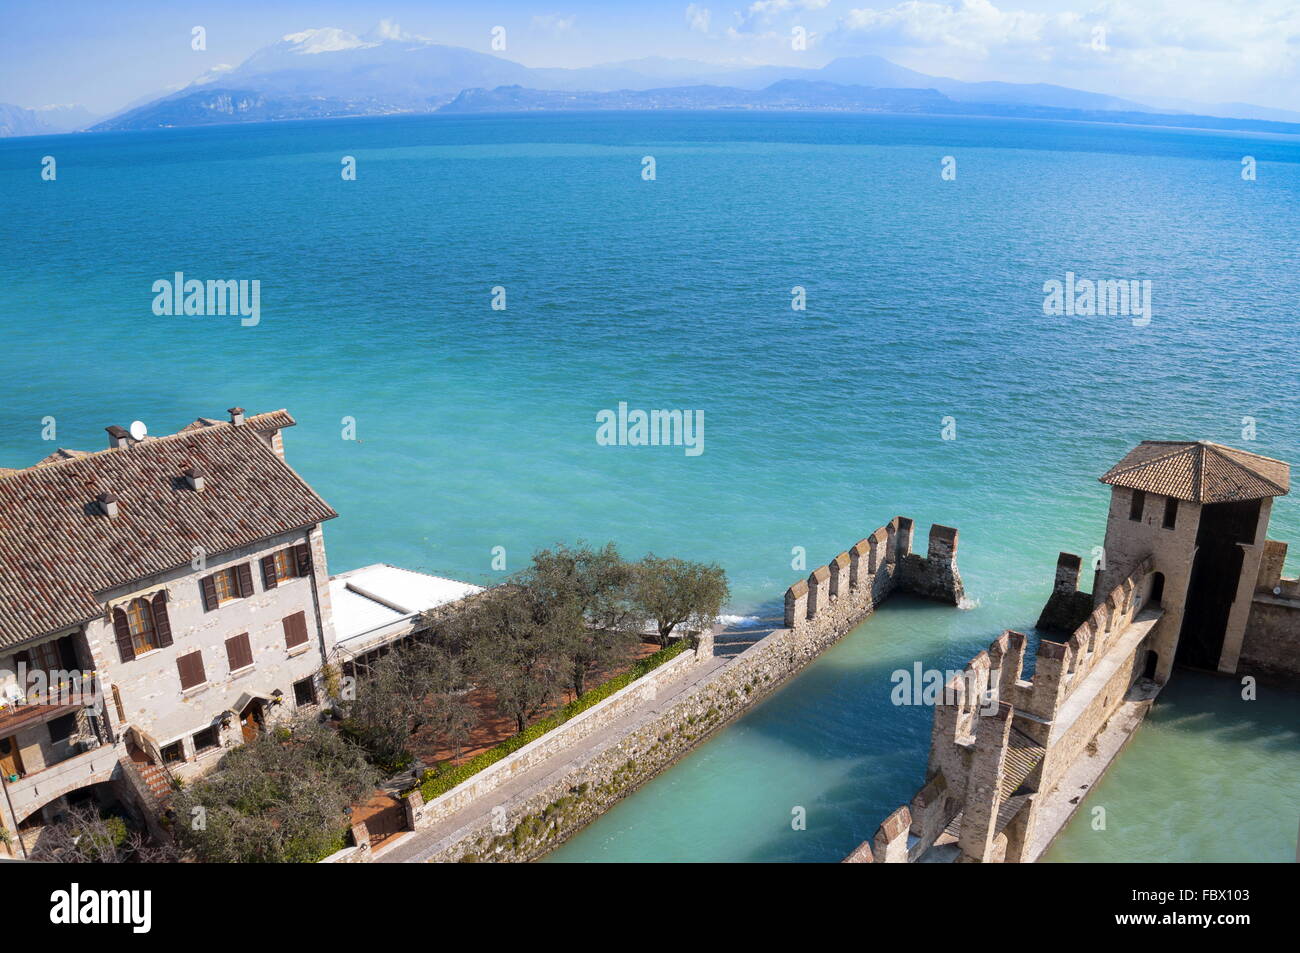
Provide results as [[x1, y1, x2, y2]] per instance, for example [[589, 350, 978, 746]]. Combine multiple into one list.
[[1239, 539, 1300, 685], [402, 517, 964, 863]]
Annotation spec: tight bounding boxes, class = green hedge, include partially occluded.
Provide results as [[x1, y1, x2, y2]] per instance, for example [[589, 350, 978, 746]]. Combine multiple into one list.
[[412, 640, 692, 802]]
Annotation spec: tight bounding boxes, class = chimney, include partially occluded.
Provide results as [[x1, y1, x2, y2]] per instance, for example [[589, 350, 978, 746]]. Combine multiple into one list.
[[97, 492, 119, 518], [184, 466, 206, 492], [105, 425, 130, 449], [228, 406, 245, 426]]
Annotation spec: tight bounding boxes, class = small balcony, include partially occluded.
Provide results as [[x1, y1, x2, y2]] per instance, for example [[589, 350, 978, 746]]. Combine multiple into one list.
[[3, 741, 122, 824], [0, 675, 116, 821]]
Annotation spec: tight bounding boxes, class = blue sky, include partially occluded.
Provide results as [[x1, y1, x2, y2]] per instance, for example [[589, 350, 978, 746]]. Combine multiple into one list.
[[1, 0, 1297, 114]]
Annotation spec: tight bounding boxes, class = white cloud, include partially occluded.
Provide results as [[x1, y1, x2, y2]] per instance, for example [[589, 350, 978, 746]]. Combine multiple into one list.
[[736, 0, 832, 34], [531, 13, 578, 36], [686, 4, 712, 33], [371, 19, 406, 41], [833, 0, 1300, 107]]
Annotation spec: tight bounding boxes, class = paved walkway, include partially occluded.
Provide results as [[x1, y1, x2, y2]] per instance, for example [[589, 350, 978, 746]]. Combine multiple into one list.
[[375, 618, 777, 863]]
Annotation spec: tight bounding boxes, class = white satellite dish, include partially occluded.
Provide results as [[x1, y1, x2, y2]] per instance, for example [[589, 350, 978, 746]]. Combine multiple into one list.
[[129, 420, 148, 441]]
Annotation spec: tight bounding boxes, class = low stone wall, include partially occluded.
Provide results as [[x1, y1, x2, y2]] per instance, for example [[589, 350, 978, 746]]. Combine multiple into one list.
[[409, 646, 704, 832], [419, 620, 869, 862], [409, 518, 963, 863], [1240, 599, 1300, 684]]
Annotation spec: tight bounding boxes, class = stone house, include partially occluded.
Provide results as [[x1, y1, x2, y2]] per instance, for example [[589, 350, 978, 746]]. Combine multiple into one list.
[[0, 408, 339, 852]]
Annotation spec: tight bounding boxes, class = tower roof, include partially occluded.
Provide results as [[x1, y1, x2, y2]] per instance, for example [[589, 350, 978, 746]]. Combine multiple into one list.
[[1100, 441, 1290, 504]]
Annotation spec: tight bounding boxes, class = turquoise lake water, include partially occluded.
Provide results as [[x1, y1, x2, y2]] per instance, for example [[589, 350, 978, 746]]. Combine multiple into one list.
[[2, 111, 1297, 861]]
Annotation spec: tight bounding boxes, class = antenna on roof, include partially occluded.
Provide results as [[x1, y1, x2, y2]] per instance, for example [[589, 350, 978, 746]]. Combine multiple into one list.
[[129, 420, 148, 441]]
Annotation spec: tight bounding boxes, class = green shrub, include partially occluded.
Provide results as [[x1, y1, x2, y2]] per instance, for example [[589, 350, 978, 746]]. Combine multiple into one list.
[[413, 640, 690, 802]]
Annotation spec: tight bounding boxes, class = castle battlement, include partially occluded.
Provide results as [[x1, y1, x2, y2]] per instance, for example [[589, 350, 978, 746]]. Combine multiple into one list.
[[783, 518, 965, 636], [850, 438, 1300, 865]]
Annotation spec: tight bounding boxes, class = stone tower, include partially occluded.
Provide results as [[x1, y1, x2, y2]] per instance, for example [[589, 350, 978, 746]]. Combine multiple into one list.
[[1095, 441, 1289, 682]]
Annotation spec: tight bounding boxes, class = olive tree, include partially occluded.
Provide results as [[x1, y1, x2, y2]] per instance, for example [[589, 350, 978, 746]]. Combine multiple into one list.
[[338, 641, 468, 772], [631, 555, 730, 647], [435, 584, 568, 734], [172, 718, 378, 863], [27, 805, 180, 864], [520, 542, 642, 697]]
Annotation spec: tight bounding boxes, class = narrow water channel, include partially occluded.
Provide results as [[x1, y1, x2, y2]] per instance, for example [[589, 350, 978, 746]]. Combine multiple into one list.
[[543, 600, 1300, 863]]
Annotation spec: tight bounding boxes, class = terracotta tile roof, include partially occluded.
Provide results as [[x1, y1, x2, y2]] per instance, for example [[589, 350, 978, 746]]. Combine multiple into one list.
[[34, 449, 91, 467], [0, 414, 336, 648], [179, 409, 296, 435], [1100, 441, 1290, 503]]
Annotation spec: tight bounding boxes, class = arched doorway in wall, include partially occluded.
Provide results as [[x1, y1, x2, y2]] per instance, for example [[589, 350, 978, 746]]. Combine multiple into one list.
[[1177, 499, 1260, 670], [1148, 572, 1165, 607], [1142, 649, 1159, 681]]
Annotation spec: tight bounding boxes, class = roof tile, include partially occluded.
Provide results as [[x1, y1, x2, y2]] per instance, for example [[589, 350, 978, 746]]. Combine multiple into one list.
[[0, 412, 335, 647], [1100, 441, 1289, 503]]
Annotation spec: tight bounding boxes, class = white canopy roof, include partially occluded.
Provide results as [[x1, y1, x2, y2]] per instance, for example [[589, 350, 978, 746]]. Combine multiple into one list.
[[330, 564, 483, 655]]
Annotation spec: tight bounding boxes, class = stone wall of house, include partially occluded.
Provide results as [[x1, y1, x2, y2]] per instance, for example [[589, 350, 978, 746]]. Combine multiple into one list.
[[88, 525, 334, 779], [1239, 539, 1300, 685], [400, 518, 963, 863]]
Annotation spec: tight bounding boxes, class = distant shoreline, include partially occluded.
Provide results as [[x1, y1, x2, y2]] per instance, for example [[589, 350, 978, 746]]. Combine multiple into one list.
[[7, 105, 1300, 143]]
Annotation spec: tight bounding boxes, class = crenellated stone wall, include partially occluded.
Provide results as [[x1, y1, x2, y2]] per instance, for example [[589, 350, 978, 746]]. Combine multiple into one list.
[[1036, 552, 1095, 633], [851, 557, 1164, 865]]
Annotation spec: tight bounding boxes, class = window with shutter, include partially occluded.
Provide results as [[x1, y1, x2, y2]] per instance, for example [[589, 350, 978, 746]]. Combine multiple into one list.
[[124, 598, 158, 656], [151, 591, 173, 647], [200, 574, 220, 611], [293, 542, 312, 577], [177, 650, 206, 690], [205, 567, 246, 607], [282, 611, 309, 649], [261, 554, 279, 589], [226, 633, 254, 672]]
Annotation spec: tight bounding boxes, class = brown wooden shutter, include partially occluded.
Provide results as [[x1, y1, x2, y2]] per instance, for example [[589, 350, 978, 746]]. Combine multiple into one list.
[[293, 543, 312, 578], [236, 563, 255, 598], [112, 607, 136, 662], [177, 651, 205, 690], [261, 555, 279, 589], [283, 611, 309, 649], [200, 574, 219, 612], [225, 633, 253, 671], [151, 591, 173, 647]]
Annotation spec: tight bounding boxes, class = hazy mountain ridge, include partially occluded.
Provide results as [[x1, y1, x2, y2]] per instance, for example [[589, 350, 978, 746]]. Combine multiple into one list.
[[0, 102, 100, 137], [0, 25, 1287, 137], [440, 81, 954, 114]]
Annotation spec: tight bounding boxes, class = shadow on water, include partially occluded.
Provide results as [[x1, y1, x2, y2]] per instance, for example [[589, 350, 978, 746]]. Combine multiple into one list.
[[545, 594, 1015, 863], [1043, 669, 1300, 863]]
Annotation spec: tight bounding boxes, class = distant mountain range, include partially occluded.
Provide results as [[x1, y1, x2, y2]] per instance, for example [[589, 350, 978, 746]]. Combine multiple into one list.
[[5, 25, 1300, 137], [0, 102, 100, 137], [435, 81, 1300, 135]]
